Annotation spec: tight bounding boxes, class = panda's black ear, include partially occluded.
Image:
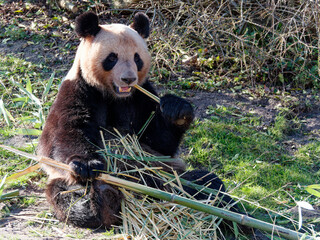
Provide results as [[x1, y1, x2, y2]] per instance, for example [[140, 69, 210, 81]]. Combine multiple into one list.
[[75, 12, 101, 37], [130, 12, 150, 39]]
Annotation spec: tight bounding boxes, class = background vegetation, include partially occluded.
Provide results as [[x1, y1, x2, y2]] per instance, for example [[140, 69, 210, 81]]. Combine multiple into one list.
[[0, 0, 319, 239]]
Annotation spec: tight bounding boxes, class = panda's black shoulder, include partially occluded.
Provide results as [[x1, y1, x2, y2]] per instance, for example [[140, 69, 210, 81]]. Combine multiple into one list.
[[53, 78, 105, 116], [128, 80, 159, 110]]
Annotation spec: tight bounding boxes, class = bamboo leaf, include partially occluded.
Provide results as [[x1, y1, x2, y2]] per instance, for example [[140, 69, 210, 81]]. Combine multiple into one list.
[[15, 128, 42, 136], [43, 72, 55, 99], [6, 164, 41, 182], [298, 204, 303, 230], [0, 99, 12, 126], [137, 111, 155, 137], [10, 78, 41, 106], [12, 97, 28, 102], [305, 186, 320, 198], [233, 222, 239, 238], [297, 201, 315, 211], [0, 175, 7, 196], [307, 184, 320, 189], [296, 201, 314, 230], [26, 78, 32, 93]]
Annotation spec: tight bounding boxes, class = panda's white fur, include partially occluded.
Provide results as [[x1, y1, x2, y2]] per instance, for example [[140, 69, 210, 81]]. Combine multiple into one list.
[[66, 23, 151, 98]]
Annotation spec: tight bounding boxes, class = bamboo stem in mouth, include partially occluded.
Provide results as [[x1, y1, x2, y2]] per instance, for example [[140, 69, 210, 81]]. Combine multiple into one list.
[[134, 85, 160, 103]]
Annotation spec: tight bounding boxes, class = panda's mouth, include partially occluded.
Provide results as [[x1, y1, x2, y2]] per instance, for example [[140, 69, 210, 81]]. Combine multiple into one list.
[[117, 86, 132, 93], [113, 84, 133, 96]]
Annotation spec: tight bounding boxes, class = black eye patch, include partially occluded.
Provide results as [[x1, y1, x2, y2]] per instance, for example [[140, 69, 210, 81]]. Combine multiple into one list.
[[134, 53, 144, 71], [102, 52, 118, 71]]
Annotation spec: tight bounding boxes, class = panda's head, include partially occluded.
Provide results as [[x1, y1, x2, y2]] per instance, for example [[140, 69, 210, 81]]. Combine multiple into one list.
[[69, 12, 151, 98]]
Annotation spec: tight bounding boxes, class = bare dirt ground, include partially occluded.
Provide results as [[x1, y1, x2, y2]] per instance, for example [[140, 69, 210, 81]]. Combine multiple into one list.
[[188, 89, 320, 151]]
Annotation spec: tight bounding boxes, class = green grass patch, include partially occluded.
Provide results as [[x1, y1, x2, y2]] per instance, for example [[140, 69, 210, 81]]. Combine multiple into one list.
[[0, 24, 29, 41], [0, 54, 53, 198], [184, 105, 320, 211], [0, 145, 39, 186], [0, 54, 58, 133]]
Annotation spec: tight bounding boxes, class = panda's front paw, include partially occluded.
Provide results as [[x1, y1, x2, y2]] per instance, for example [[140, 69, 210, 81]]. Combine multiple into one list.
[[67, 155, 105, 180], [160, 94, 194, 127]]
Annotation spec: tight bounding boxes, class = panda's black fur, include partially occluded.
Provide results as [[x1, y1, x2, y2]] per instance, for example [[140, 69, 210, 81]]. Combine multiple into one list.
[[38, 12, 240, 230]]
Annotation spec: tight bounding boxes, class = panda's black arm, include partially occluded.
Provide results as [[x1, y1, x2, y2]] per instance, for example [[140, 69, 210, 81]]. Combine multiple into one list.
[[39, 79, 106, 180], [137, 81, 194, 157]]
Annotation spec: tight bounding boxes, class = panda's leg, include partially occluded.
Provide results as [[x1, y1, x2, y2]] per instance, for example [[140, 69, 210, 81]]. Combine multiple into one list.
[[46, 178, 122, 228], [181, 170, 259, 237], [180, 170, 238, 211]]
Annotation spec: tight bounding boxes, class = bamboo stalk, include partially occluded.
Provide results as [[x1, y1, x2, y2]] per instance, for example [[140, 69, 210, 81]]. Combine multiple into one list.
[[160, 170, 222, 196], [134, 85, 160, 103], [0, 145, 313, 240], [98, 174, 311, 240], [38, 156, 72, 172], [0, 189, 19, 202]]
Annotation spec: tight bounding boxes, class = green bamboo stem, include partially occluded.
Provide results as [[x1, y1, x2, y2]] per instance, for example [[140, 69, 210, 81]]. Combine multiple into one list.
[[0, 189, 19, 202], [98, 174, 313, 240], [134, 85, 160, 103], [160, 170, 221, 195], [104, 152, 178, 162], [0, 145, 313, 240]]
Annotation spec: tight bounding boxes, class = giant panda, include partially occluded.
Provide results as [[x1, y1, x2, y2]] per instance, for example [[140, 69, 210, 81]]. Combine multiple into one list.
[[38, 12, 237, 229]]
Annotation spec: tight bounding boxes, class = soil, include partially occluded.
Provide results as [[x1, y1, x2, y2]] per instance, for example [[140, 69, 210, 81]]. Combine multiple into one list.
[[0, 187, 110, 239], [187, 90, 320, 150], [0, 2, 319, 239]]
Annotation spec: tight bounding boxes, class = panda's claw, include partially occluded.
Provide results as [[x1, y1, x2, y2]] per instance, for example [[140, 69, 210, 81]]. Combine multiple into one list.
[[68, 157, 104, 180]]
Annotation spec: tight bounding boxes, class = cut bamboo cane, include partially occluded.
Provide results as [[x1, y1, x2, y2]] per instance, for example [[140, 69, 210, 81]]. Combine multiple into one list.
[[0, 145, 313, 240], [98, 174, 311, 240], [0, 189, 19, 202], [134, 85, 160, 103]]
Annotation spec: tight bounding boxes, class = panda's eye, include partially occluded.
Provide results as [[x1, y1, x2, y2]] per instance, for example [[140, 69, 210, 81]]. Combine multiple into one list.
[[134, 53, 140, 62], [102, 52, 118, 71], [134, 53, 143, 71], [108, 53, 118, 62]]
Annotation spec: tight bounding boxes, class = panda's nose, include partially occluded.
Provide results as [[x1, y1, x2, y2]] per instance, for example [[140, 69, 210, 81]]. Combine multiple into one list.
[[121, 77, 136, 85]]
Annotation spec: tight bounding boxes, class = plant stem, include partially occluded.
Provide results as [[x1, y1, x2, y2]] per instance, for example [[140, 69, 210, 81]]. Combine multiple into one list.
[[134, 85, 160, 103], [0, 190, 19, 202], [98, 174, 313, 240], [0, 145, 313, 240]]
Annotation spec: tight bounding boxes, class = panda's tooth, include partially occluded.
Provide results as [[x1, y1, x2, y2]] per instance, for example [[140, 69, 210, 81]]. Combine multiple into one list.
[[119, 87, 132, 93]]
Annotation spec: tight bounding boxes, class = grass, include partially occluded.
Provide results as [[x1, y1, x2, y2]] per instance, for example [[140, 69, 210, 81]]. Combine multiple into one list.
[[183, 106, 319, 213], [0, 54, 58, 134], [0, 52, 52, 219], [1, 135, 311, 239], [0, 0, 319, 239]]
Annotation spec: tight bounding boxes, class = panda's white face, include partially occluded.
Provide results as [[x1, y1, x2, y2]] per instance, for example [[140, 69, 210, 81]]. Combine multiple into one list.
[[79, 24, 151, 98]]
